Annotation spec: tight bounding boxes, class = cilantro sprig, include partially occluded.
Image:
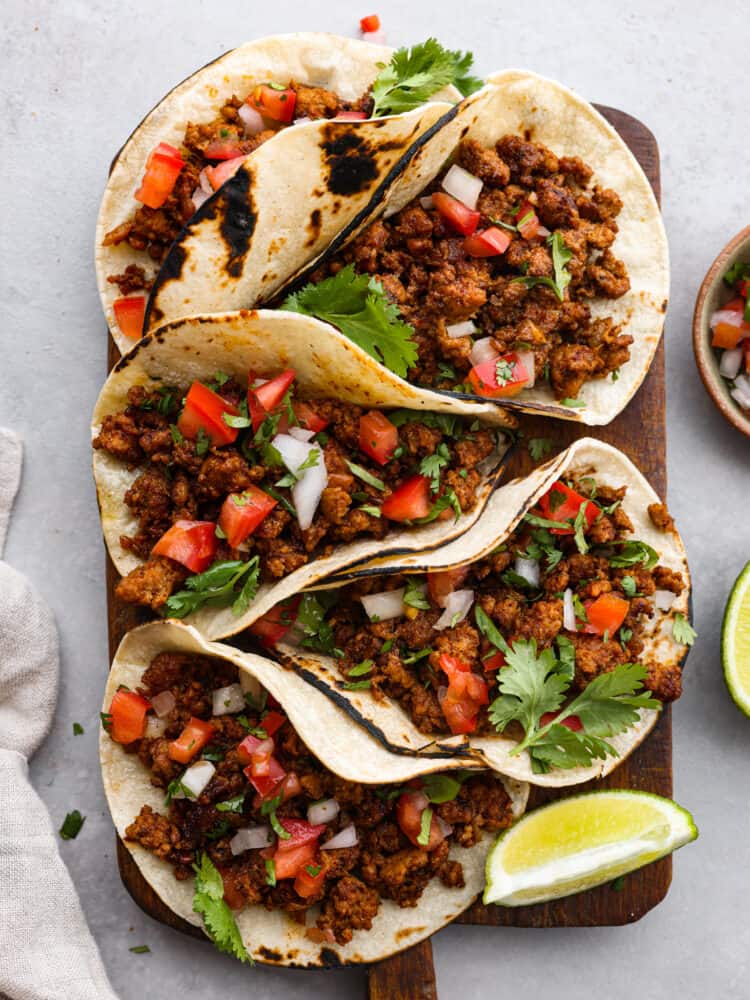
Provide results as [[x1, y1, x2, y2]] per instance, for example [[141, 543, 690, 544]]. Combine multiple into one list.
[[371, 39, 483, 117], [192, 854, 252, 964], [514, 232, 572, 302], [164, 557, 260, 619]]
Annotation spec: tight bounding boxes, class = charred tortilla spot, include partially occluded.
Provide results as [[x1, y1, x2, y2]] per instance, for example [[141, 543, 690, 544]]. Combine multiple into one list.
[[320, 947, 343, 967], [322, 130, 379, 196], [217, 168, 257, 278], [661, 299, 668, 312], [396, 925, 426, 941], [155, 244, 187, 286], [306, 209, 322, 247], [257, 946, 283, 961]]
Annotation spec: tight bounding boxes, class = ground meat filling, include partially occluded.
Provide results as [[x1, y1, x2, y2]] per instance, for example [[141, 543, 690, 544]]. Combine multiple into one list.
[[313, 135, 632, 400], [120, 654, 513, 945], [103, 83, 374, 287], [320, 478, 685, 737], [93, 380, 498, 611]]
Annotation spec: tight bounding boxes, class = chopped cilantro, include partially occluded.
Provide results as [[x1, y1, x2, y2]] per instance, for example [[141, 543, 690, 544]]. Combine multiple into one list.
[[59, 810, 85, 840], [129, 945, 151, 954], [72, 722, 84, 735], [371, 38, 482, 117], [528, 438, 553, 461], [417, 806, 434, 846], [192, 853, 252, 963], [346, 460, 385, 491], [672, 613, 697, 647]]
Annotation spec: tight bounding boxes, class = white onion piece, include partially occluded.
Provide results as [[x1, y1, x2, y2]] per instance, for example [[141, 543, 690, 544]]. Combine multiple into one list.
[[239, 670, 263, 706], [151, 690, 175, 718], [252, 737, 275, 759], [198, 168, 213, 195], [537, 224, 551, 238], [735, 374, 750, 395], [446, 320, 476, 339], [230, 825, 273, 856], [288, 426, 315, 442], [435, 589, 474, 631], [435, 815, 453, 838], [178, 760, 215, 799], [731, 387, 750, 411], [654, 589, 676, 611], [293, 116, 313, 126], [409, 790, 429, 812], [514, 557, 540, 588], [441, 163, 483, 209], [710, 308, 745, 331], [307, 798, 340, 825], [720, 347, 743, 379], [191, 187, 210, 211], [563, 588, 576, 631], [321, 823, 358, 850], [516, 350, 536, 389], [419, 195, 434, 210], [362, 29, 386, 44], [470, 337, 499, 367], [212, 683, 245, 716], [272, 433, 328, 531], [144, 716, 167, 739], [238, 102, 265, 136], [361, 588, 406, 622]]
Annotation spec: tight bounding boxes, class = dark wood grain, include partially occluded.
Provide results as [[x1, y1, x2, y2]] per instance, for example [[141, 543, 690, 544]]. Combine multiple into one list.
[[104, 105, 670, 976]]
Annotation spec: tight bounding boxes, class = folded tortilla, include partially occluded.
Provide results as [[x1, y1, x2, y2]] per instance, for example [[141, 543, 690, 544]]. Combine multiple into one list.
[[278, 438, 691, 787], [96, 32, 459, 352], [101, 620, 528, 966], [92, 310, 513, 642]]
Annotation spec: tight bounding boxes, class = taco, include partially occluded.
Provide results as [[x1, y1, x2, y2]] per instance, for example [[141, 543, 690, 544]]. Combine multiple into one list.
[[100, 620, 528, 965], [97, 33, 480, 352], [91, 311, 512, 641], [257, 70, 666, 427], [257, 438, 692, 786]]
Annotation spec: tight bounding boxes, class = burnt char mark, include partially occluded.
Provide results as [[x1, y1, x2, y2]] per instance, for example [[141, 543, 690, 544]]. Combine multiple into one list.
[[321, 130, 378, 196], [257, 945, 283, 962], [217, 168, 257, 277], [305, 209, 322, 248], [320, 947, 344, 968]]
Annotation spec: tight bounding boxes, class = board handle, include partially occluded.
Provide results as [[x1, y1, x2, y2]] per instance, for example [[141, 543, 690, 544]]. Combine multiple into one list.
[[367, 938, 438, 1000]]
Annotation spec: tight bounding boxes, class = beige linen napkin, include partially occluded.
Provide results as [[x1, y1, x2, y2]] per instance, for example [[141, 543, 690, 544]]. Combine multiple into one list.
[[0, 428, 118, 1000]]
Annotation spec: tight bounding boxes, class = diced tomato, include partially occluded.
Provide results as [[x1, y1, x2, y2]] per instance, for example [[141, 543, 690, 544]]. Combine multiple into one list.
[[723, 296, 746, 313], [537, 481, 599, 536], [260, 711, 286, 737], [396, 791, 446, 851], [739, 280, 749, 298], [468, 351, 529, 399], [177, 381, 239, 446], [205, 156, 246, 191], [432, 192, 480, 236], [273, 842, 316, 880], [290, 401, 328, 433], [107, 689, 150, 744], [248, 85, 297, 123], [360, 14, 380, 32], [112, 296, 146, 340], [152, 519, 217, 573], [168, 716, 214, 763], [437, 654, 488, 735], [359, 410, 399, 465], [204, 138, 245, 160], [464, 227, 511, 258], [744, 341, 750, 373], [218, 487, 277, 547], [237, 733, 265, 764], [540, 711, 583, 731], [247, 369, 296, 431], [427, 566, 469, 606], [244, 755, 285, 797], [134, 142, 184, 209], [515, 201, 540, 239], [583, 593, 630, 636], [335, 111, 369, 120], [482, 650, 507, 672], [380, 475, 431, 522], [275, 818, 326, 852], [248, 597, 301, 648], [294, 862, 326, 898], [278, 771, 302, 802], [712, 321, 745, 350]]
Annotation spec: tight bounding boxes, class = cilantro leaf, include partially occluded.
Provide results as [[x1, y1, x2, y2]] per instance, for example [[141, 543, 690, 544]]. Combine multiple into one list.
[[72, 722, 84, 735], [417, 806, 434, 846], [608, 541, 659, 570], [164, 558, 260, 619], [348, 658, 375, 678], [419, 443, 451, 493], [573, 501, 590, 555], [371, 39, 482, 117], [59, 810, 85, 840], [346, 460, 386, 491], [421, 773, 464, 803], [561, 397, 586, 409], [193, 854, 252, 964], [216, 794, 245, 813], [528, 438, 553, 462], [404, 578, 431, 610], [282, 265, 417, 377], [672, 613, 697, 646], [488, 639, 569, 735], [294, 592, 343, 657], [513, 231, 572, 302]]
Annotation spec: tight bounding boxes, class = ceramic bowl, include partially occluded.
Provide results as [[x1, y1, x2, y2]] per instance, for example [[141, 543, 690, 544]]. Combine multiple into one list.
[[693, 224, 750, 437]]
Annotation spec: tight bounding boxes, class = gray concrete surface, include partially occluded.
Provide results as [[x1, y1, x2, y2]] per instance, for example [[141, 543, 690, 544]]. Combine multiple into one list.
[[1, 1, 748, 996]]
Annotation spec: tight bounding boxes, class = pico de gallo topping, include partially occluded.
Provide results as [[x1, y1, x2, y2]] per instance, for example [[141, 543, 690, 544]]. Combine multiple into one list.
[[261, 475, 690, 770], [708, 260, 750, 411], [109, 650, 514, 952], [92, 369, 502, 616]]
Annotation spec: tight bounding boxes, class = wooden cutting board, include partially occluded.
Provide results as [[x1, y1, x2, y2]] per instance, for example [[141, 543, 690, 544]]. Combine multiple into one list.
[[105, 104, 668, 994]]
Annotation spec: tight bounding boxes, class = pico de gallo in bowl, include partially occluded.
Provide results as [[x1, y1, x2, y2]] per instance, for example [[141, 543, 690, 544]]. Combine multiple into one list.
[[708, 260, 750, 408]]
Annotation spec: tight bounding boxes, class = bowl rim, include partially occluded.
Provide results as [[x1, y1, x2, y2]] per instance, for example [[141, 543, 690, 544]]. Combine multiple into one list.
[[692, 223, 750, 438]]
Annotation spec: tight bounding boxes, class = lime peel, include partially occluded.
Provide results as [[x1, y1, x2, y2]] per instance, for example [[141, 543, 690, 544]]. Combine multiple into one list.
[[722, 560, 750, 717]]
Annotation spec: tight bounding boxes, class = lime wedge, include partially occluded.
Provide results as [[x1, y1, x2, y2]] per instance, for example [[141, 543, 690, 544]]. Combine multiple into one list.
[[484, 790, 697, 906], [722, 561, 750, 716]]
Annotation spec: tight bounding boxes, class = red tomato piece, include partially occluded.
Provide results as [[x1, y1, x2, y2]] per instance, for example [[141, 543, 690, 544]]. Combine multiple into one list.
[[177, 381, 240, 446], [112, 296, 146, 340], [468, 351, 529, 399], [134, 143, 184, 209], [437, 654, 488, 734], [204, 138, 245, 160], [712, 322, 745, 350], [218, 488, 277, 548], [248, 85, 297, 123], [359, 410, 399, 465], [464, 227, 511, 258], [294, 862, 326, 898], [380, 475, 431, 522], [168, 716, 214, 763], [108, 689, 150, 744], [540, 711, 583, 731], [427, 566, 470, 606], [275, 818, 326, 852], [396, 791, 446, 851], [583, 593, 630, 636], [516, 200, 540, 239], [723, 296, 746, 312], [205, 156, 246, 191], [291, 401, 328, 433], [248, 597, 301, 648], [432, 192, 480, 236], [537, 481, 600, 536], [247, 370, 296, 431], [237, 733, 265, 764], [273, 842, 316, 880], [335, 111, 369, 120], [152, 520, 217, 573], [244, 756, 285, 798], [482, 650, 507, 672], [360, 14, 380, 31], [261, 711, 286, 737]]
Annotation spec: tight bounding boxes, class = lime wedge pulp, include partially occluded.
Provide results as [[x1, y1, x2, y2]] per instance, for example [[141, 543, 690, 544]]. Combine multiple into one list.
[[722, 560, 750, 716], [484, 790, 697, 907]]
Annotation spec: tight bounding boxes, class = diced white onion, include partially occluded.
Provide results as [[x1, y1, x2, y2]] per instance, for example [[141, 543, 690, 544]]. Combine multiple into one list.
[[198, 168, 213, 195], [563, 588, 576, 631], [361, 588, 406, 622], [537, 224, 551, 238], [409, 790, 429, 812], [293, 116, 313, 126], [321, 823, 359, 850], [238, 102, 265, 136], [144, 716, 168, 739], [212, 683, 245, 716], [654, 590, 676, 611], [419, 195, 434, 210], [469, 337, 498, 367], [435, 589, 475, 631], [735, 374, 750, 395], [272, 433, 328, 531], [720, 347, 744, 379], [516, 350, 536, 389], [230, 825, 273, 855], [191, 187, 210, 211], [178, 760, 215, 799], [731, 387, 750, 411], [307, 798, 340, 825], [289, 426, 316, 442], [435, 815, 453, 838], [441, 164, 483, 210], [151, 690, 176, 718], [446, 320, 476, 339], [361, 29, 386, 44], [710, 308, 745, 332], [514, 557, 540, 588]]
